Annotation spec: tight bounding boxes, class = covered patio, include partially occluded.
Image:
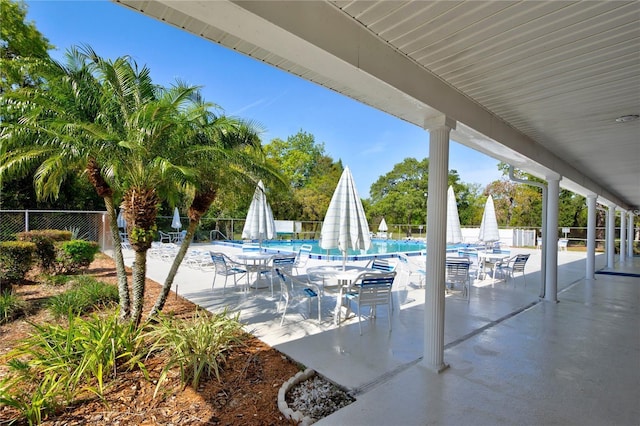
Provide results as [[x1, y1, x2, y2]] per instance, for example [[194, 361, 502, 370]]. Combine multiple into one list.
[[112, 1, 638, 423], [118, 243, 639, 424]]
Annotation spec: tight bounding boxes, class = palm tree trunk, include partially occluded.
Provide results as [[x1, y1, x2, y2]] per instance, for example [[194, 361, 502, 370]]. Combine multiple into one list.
[[86, 158, 130, 319], [104, 195, 130, 319], [148, 191, 216, 318], [148, 221, 198, 317], [131, 249, 148, 327]]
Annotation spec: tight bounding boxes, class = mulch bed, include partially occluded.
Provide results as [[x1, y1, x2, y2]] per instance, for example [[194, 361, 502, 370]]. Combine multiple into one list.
[[0, 253, 301, 425]]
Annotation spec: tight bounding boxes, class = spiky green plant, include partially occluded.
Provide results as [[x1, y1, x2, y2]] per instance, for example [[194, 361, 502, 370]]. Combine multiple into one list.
[[144, 309, 246, 395], [1, 311, 148, 424], [0, 290, 27, 324]]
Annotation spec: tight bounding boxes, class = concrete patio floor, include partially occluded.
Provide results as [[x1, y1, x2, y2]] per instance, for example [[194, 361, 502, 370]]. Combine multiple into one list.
[[116, 244, 639, 425]]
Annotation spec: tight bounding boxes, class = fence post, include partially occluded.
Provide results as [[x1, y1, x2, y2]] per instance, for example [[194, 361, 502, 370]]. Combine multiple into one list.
[[25, 210, 29, 232]]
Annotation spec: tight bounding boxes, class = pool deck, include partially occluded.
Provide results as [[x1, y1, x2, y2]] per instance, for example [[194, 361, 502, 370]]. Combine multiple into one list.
[[114, 243, 640, 425]]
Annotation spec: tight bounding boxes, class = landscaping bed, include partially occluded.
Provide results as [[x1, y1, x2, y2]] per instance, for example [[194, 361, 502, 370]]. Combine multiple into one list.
[[0, 253, 302, 425]]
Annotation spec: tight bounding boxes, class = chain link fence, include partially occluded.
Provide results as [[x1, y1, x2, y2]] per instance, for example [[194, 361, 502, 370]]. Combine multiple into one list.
[[1, 210, 107, 242], [2, 211, 634, 251]]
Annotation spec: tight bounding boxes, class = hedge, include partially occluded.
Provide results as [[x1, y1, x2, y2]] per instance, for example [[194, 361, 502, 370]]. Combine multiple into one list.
[[0, 241, 36, 289]]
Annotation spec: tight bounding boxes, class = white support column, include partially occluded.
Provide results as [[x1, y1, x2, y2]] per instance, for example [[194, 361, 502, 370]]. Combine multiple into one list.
[[586, 194, 597, 280], [545, 176, 560, 302], [423, 115, 455, 373], [628, 212, 635, 258], [619, 210, 627, 261], [606, 204, 616, 268]]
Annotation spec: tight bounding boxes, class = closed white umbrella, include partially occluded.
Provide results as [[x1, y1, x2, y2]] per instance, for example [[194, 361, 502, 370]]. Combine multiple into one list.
[[478, 195, 500, 245], [242, 180, 276, 245], [446, 186, 463, 244], [171, 207, 182, 230], [378, 217, 388, 232], [320, 167, 371, 269], [117, 209, 127, 229]]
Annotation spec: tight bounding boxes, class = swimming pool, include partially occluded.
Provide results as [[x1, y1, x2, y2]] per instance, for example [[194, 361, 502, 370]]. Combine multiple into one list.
[[219, 239, 471, 261]]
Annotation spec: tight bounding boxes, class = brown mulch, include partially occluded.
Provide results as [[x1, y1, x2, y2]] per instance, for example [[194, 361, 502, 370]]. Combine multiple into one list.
[[0, 254, 301, 425]]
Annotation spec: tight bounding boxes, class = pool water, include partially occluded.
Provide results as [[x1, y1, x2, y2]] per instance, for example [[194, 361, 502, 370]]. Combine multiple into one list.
[[261, 239, 427, 257]]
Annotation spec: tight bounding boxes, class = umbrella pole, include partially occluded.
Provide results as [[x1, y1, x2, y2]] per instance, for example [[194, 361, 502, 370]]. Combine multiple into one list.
[[342, 250, 346, 271]]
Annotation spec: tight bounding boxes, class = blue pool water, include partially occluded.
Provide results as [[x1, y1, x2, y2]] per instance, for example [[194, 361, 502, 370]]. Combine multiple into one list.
[[223, 239, 473, 261], [263, 239, 426, 256]]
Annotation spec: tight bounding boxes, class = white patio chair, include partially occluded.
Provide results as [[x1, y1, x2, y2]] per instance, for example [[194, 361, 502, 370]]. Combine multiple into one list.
[[364, 258, 396, 272], [445, 257, 471, 302], [275, 268, 321, 326], [184, 249, 210, 270], [262, 255, 296, 297], [293, 244, 313, 272], [158, 230, 172, 243], [174, 230, 187, 244], [397, 254, 426, 289], [209, 252, 248, 293], [495, 254, 530, 287], [558, 239, 569, 251], [345, 271, 396, 335], [159, 243, 179, 261]]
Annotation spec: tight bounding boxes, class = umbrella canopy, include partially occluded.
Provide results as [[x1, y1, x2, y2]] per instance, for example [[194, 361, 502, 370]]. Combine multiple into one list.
[[242, 180, 276, 243], [478, 195, 500, 244], [320, 167, 371, 268], [446, 186, 463, 244], [378, 217, 388, 232], [116, 209, 127, 229], [171, 207, 182, 230]]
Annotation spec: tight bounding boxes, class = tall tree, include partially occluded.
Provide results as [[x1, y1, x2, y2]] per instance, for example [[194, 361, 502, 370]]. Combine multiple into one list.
[[0, 0, 52, 93], [263, 130, 324, 189], [150, 115, 282, 316], [263, 130, 339, 221], [0, 46, 136, 317]]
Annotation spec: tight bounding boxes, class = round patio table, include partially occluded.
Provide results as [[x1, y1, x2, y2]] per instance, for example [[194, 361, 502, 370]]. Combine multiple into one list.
[[477, 252, 510, 281], [236, 252, 273, 289]]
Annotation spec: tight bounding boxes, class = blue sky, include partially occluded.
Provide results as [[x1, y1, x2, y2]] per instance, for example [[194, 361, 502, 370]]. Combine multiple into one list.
[[25, 0, 503, 198]]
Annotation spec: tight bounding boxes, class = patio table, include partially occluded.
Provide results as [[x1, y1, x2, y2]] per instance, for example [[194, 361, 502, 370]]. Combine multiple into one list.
[[477, 252, 510, 281], [307, 265, 385, 325], [237, 252, 273, 289]]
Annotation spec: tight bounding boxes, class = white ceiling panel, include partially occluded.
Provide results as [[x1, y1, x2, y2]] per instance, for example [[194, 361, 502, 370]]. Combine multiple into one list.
[[115, 0, 640, 210]]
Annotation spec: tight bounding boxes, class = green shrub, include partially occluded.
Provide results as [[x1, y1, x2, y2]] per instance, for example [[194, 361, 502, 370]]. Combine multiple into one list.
[[145, 309, 246, 394], [52, 240, 100, 275], [0, 241, 36, 287], [47, 276, 119, 318], [40, 274, 74, 286], [16, 230, 72, 272], [1, 311, 148, 424], [0, 290, 28, 324]]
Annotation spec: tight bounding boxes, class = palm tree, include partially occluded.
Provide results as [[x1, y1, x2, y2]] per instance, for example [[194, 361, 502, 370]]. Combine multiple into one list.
[[149, 111, 283, 316], [0, 46, 173, 321]]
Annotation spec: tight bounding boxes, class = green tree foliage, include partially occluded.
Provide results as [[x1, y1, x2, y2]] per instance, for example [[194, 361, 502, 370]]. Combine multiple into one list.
[[490, 163, 589, 228], [0, 0, 52, 92], [368, 158, 429, 227], [263, 130, 325, 188], [367, 158, 479, 228], [263, 130, 341, 221]]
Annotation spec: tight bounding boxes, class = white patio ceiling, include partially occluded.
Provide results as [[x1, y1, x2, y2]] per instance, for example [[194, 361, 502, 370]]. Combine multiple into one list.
[[115, 0, 640, 211]]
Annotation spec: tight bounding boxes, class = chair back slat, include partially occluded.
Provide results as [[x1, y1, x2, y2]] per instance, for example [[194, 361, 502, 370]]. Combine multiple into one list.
[[370, 259, 396, 272], [512, 254, 529, 272]]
